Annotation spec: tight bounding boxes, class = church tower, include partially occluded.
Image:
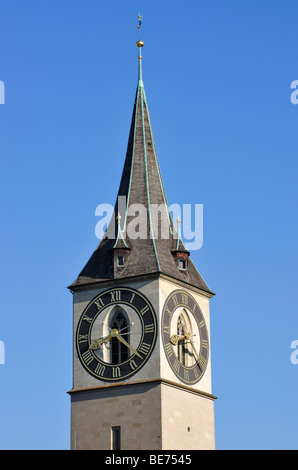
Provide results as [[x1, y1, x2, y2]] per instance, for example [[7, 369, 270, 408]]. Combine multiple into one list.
[[68, 28, 216, 451]]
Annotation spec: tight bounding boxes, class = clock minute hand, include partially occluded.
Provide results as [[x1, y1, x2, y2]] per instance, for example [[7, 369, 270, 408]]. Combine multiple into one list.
[[115, 333, 143, 359], [187, 336, 200, 362]]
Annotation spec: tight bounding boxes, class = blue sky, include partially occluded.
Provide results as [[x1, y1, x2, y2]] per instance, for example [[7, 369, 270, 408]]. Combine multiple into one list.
[[0, 0, 297, 450]]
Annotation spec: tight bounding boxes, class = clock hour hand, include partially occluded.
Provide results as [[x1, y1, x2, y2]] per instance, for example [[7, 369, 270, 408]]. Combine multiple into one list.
[[115, 333, 143, 359], [89, 331, 114, 350], [170, 332, 200, 361], [169, 334, 187, 346]]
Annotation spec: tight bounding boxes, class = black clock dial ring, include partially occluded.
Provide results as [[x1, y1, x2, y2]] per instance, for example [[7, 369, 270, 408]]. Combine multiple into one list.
[[161, 289, 209, 385], [76, 287, 157, 382]]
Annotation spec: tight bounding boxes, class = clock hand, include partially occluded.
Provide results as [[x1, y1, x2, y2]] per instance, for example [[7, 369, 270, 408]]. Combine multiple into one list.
[[89, 329, 118, 350], [117, 323, 133, 335], [170, 332, 200, 361], [169, 334, 187, 346], [89, 334, 111, 350], [115, 333, 143, 359], [187, 336, 200, 362]]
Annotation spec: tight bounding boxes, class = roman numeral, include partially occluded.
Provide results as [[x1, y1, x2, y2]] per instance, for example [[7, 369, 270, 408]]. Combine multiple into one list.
[[163, 325, 170, 334], [140, 305, 149, 316], [110, 290, 121, 302], [78, 335, 88, 344], [94, 297, 105, 310], [201, 339, 208, 349], [198, 355, 207, 369], [129, 359, 138, 370], [172, 295, 178, 306], [173, 358, 180, 374], [181, 294, 188, 305], [82, 350, 94, 366], [83, 315, 93, 324], [199, 320, 205, 329], [138, 343, 151, 356], [165, 307, 172, 317], [144, 324, 154, 334], [165, 343, 173, 357], [130, 293, 135, 304], [112, 366, 121, 378], [94, 363, 105, 377], [184, 369, 190, 381]]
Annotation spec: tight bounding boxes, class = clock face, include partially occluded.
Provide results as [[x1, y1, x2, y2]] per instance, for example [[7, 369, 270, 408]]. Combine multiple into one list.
[[76, 287, 157, 382], [161, 290, 209, 385]]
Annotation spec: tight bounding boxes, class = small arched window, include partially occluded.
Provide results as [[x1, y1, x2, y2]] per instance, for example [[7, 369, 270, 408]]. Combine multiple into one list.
[[109, 307, 130, 363]]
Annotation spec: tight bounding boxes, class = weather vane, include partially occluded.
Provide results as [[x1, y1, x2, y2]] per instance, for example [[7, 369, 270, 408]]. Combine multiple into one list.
[[138, 13, 143, 41]]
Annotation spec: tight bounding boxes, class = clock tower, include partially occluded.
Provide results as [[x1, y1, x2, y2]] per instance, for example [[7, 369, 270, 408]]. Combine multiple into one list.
[[68, 34, 216, 451]]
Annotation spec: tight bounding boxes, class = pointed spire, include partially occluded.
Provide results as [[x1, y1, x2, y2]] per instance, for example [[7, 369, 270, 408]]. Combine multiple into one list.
[[69, 23, 213, 297]]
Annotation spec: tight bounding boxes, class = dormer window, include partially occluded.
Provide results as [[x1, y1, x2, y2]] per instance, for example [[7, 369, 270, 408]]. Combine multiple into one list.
[[117, 256, 124, 267], [179, 259, 187, 271], [108, 248, 130, 279]]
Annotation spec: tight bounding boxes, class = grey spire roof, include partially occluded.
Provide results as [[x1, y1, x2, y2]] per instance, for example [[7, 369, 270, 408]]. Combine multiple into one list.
[[69, 47, 213, 296]]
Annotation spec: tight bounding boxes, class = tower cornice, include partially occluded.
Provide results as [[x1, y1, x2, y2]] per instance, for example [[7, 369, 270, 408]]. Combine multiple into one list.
[[68, 271, 215, 299], [67, 377, 217, 401]]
